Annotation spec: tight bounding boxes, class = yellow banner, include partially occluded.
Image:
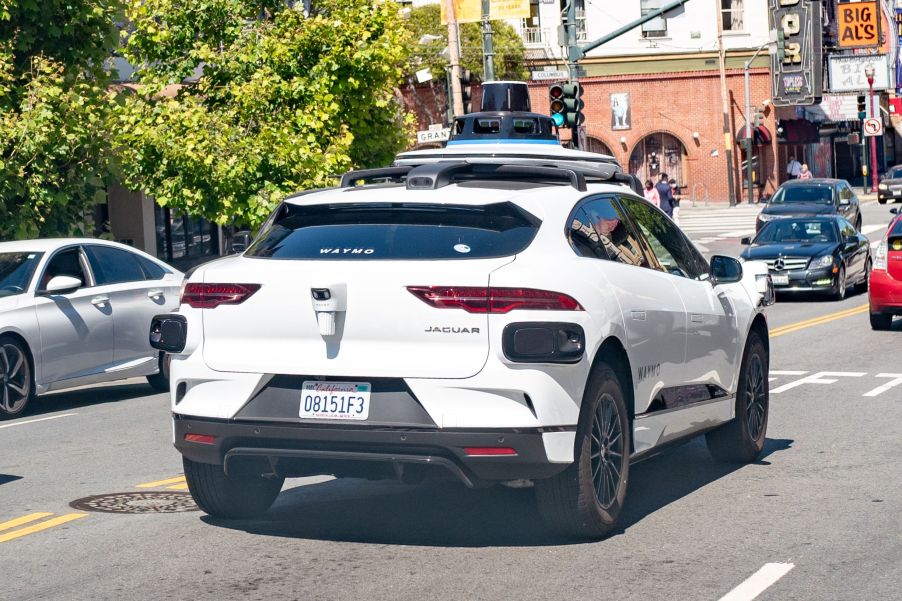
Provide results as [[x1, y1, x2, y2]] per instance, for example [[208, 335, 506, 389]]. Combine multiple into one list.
[[441, 0, 529, 24]]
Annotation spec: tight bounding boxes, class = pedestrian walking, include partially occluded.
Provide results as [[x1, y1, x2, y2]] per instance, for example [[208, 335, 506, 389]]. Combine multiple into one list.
[[669, 178, 681, 225], [786, 156, 802, 180], [655, 173, 674, 217], [643, 179, 660, 207], [798, 164, 812, 180]]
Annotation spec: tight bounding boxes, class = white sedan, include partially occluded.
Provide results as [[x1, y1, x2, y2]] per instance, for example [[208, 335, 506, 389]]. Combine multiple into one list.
[[0, 239, 182, 418]]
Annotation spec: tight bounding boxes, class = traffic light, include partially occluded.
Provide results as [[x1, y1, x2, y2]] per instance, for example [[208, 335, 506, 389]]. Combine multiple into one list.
[[549, 84, 566, 127], [562, 82, 584, 127], [459, 70, 473, 114], [857, 95, 867, 120]]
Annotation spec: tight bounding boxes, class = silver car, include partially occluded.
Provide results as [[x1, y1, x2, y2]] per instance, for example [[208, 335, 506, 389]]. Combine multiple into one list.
[[0, 239, 183, 418]]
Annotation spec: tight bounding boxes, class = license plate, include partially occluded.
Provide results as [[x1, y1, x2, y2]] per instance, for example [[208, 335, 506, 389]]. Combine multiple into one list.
[[772, 274, 789, 285], [300, 381, 371, 420], [894, 190, 902, 196]]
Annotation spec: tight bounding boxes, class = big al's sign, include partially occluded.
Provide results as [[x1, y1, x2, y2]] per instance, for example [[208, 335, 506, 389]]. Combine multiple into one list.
[[769, 0, 823, 106], [837, 0, 880, 49]]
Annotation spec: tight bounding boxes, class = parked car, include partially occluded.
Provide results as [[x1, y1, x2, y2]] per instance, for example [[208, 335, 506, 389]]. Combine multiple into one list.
[[877, 165, 902, 204], [741, 216, 870, 300], [756, 179, 862, 232], [157, 138, 774, 539], [868, 209, 902, 329], [0, 239, 182, 418]]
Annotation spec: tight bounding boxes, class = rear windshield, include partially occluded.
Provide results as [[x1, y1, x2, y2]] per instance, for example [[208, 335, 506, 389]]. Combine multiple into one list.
[[756, 220, 838, 244], [245, 202, 540, 260], [0, 252, 43, 297], [770, 185, 833, 204]]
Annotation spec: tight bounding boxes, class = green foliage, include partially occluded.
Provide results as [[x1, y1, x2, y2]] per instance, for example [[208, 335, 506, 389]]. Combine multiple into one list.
[[115, 0, 414, 228], [0, 1, 121, 239], [404, 4, 528, 82]]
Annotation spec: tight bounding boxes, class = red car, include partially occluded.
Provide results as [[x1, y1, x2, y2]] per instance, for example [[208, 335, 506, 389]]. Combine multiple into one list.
[[869, 210, 902, 329]]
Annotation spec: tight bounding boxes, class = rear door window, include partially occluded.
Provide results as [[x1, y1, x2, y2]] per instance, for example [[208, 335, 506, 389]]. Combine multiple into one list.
[[85, 245, 147, 284], [245, 202, 540, 260], [574, 197, 648, 267]]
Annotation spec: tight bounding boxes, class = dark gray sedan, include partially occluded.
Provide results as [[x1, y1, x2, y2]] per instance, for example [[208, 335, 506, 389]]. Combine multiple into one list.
[[756, 179, 862, 232], [877, 165, 902, 204]]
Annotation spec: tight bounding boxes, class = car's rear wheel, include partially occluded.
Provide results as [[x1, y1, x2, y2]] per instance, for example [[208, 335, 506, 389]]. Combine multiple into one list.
[[870, 311, 893, 330], [855, 216, 862, 231], [0, 337, 33, 419], [706, 331, 768, 463], [146, 353, 171, 392], [535, 362, 630, 539], [183, 457, 284, 519], [831, 266, 847, 301]]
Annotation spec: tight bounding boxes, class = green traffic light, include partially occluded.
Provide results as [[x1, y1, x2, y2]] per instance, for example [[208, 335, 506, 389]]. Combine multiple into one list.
[[551, 113, 565, 126]]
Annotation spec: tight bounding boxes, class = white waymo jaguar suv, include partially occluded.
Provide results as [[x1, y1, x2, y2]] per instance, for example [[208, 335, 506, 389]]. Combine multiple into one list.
[[157, 136, 773, 538]]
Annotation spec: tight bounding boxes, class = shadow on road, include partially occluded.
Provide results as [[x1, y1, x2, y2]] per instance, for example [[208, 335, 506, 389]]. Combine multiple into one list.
[[0, 474, 23, 486], [202, 436, 793, 548], [23, 382, 158, 418]]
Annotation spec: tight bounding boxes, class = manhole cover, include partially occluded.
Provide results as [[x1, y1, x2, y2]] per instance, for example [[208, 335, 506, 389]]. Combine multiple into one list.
[[69, 491, 199, 514]]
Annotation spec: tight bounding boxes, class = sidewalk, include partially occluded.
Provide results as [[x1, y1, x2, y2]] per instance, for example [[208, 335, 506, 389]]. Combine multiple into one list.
[[681, 191, 878, 211]]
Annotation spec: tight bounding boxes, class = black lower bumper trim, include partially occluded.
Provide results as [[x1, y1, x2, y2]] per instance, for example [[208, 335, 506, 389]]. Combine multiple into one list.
[[174, 415, 567, 486]]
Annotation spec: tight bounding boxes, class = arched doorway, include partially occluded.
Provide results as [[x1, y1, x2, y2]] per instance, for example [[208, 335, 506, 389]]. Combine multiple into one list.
[[585, 136, 614, 157], [629, 132, 688, 185]]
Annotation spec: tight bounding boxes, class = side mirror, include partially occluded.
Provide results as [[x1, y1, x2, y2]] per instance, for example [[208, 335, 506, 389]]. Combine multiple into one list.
[[710, 255, 743, 284], [891, 208, 899, 215], [44, 275, 82, 294], [740, 236, 752, 245], [230, 231, 252, 254]]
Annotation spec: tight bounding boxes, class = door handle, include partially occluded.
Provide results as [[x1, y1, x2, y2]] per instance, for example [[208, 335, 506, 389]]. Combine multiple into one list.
[[690, 313, 704, 323], [91, 295, 110, 306], [630, 310, 647, 321], [147, 289, 164, 299]]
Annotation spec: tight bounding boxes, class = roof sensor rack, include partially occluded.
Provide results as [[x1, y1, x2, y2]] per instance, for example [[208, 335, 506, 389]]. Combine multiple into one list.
[[404, 161, 587, 192], [339, 166, 412, 188]]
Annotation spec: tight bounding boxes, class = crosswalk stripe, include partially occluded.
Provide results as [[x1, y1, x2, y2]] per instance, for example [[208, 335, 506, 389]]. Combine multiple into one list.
[[0, 513, 87, 544]]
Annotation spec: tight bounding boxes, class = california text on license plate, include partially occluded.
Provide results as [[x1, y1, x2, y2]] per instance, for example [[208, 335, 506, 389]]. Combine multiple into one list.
[[772, 274, 789, 285], [300, 381, 371, 420]]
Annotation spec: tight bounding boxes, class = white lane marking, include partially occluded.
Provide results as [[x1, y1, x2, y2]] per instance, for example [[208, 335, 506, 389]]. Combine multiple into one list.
[[768, 370, 808, 382], [771, 371, 866, 394], [863, 373, 902, 397], [720, 229, 756, 237], [0, 413, 77, 429], [861, 224, 886, 235], [718, 563, 795, 601], [871, 239, 882, 248]]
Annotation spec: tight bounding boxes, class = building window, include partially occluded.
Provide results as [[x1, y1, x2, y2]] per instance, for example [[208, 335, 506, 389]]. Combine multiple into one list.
[[575, 0, 587, 42], [721, 0, 744, 32], [520, 0, 543, 45], [641, 0, 667, 39], [154, 205, 220, 267]]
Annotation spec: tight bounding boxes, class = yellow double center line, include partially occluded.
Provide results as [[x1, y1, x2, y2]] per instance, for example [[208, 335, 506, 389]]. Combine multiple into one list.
[[0, 512, 87, 544], [770, 303, 869, 338]]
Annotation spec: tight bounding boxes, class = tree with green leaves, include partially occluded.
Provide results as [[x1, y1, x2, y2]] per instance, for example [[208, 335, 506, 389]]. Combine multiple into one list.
[[114, 0, 414, 229], [404, 4, 528, 82], [0, 0, 122, 239]]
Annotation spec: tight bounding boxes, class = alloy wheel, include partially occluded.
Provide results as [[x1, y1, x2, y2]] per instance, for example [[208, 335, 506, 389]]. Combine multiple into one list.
[[0, 343, 30, 415], [744, 353, 767, 442], [590, 393, 624, 509]]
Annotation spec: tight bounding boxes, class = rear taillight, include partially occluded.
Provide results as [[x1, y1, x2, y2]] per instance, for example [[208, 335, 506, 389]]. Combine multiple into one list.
[[407, 286, 583, 313], [874, 240, 887, 271], [181, 283, 261, 309]]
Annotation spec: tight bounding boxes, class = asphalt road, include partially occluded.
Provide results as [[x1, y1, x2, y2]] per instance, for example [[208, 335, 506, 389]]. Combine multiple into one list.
[[2, 201, 901, 601]]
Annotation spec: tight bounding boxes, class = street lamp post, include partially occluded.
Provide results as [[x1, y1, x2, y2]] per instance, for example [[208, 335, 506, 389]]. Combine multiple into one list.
[[866, 65, 878, 193]]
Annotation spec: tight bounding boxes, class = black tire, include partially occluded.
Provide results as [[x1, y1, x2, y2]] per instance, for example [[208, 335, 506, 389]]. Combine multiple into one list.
[[870, 311, 893, 330], [0, 336, 33, 419], [878, 197, 887, 205], [146, 353, 171, 392], [183, 457, 284, 519], [706, 332, 768, 463], [855, 216, 862, 231], [856, 259, 872, 293], [535, 362, 630, 539], [831, 266, 847, 301]]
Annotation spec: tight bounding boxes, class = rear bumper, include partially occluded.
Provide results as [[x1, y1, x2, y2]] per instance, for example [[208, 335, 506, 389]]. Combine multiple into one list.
[[869, 270, 902, 312], [173, 415, 570, 487]]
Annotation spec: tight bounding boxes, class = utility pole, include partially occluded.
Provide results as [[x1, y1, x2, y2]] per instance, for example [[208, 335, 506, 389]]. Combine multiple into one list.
[[481, 0, 495, 81], [716, 11, 737, 207], [446, 0, 464, 116], [744, 42, 768, 206]]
